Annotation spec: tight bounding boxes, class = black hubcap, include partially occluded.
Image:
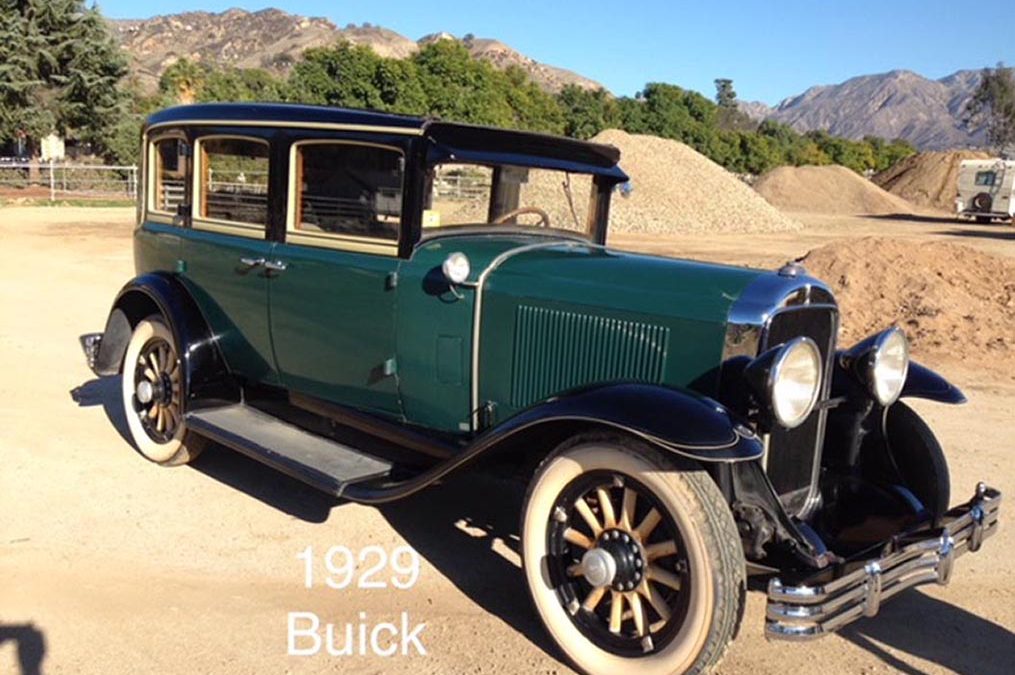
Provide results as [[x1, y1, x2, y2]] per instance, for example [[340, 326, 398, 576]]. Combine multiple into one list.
[[132, 336, 181, 443]]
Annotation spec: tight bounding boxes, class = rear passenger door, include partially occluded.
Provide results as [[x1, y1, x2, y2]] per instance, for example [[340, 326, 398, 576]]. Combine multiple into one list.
[[178, 133, 279, 385], [268, 139, 404, 418]]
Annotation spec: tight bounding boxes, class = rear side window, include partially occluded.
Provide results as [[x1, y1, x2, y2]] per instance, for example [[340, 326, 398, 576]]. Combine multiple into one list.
[[198, 137, 269, 226], [150, 137, 187, 214], [291, 142, 403, 241], [975, 171, 996, 187]]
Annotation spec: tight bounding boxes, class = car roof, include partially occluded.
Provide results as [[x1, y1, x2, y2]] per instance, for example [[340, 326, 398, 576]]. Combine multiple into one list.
[[145, 102, 627, 180]]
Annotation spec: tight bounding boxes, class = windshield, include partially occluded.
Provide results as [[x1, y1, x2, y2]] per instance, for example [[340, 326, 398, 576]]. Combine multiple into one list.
[[424, 162, 596, 237]]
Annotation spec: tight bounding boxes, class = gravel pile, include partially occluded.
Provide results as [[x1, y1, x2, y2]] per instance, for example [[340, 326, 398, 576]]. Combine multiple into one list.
[[593, 129, 801, 234], [873, 150, 992, 212], [754, 165, 916, 215], [802, 237, 1015, 365]]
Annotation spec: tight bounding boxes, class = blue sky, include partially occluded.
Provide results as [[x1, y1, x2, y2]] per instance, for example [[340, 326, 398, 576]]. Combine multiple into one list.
[[99, 1, 1013, 104]]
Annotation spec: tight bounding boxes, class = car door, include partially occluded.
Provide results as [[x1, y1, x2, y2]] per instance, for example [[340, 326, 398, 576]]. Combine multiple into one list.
[[268, 139, 404, 418], [178, 133, 279, 385]]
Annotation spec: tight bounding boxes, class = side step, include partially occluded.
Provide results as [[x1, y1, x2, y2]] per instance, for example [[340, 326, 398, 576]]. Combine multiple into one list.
[[186, 404, 392, 496]]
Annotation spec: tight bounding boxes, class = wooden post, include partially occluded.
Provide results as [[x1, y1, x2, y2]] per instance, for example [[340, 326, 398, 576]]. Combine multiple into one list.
[[49, 161, 55, 202]]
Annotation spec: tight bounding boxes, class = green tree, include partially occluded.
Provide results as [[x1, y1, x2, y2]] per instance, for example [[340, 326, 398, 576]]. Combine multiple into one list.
[[0, 0, 128, 158], [965, 64, 1015, 153], [714, 78, 737, 108], [557, 85, 614, 139]]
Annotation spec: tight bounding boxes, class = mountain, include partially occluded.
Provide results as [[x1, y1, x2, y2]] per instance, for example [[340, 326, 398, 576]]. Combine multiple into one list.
[[110, 8, 603, 94], [764, 69, 987, 150]]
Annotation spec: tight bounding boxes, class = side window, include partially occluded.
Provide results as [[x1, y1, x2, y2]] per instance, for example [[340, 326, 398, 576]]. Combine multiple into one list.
[[150, 137, 187, 215], [290, 142, 403, 244], [975, 171, 996, 187], [197, 137, 270, 228]]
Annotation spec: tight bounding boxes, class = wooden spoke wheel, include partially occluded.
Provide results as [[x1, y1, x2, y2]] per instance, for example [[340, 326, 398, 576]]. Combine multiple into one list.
[[522, 435, 745, 675]]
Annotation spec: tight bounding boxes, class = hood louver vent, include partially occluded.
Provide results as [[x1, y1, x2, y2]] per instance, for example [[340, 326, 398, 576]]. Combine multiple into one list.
[[511, 305, 669, 408]]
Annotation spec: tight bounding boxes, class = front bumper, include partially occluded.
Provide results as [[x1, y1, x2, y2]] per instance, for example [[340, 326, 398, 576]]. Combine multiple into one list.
[[79, 332, 103, 373], [766, 482, 1001, 640]]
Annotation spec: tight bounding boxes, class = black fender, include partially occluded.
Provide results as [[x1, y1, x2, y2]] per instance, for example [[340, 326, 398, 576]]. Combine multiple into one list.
[[485, 383, 764, 462], [901, 361, 966, 404], [343, 382, 763, 504], [93, 273, 238, 406]]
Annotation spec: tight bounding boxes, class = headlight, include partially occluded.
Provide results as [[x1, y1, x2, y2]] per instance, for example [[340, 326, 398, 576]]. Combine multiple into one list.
[[867, 327, 910, 405], [745, 337, 823, 429]]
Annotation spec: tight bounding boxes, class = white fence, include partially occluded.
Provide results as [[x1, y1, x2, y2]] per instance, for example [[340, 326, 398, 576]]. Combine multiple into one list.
[[0, 161, 139, 200]]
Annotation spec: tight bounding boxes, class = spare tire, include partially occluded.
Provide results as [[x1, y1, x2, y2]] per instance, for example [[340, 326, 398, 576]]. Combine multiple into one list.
[[972, 192, 993, 212]]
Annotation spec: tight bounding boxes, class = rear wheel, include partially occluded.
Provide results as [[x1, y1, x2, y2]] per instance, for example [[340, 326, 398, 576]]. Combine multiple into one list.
[[121, 315, 206, 466], [521, 435, 744, 675]]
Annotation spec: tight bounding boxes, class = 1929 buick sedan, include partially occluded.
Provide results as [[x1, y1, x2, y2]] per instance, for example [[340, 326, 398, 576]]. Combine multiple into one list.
[[83, 103, 1000, 674]]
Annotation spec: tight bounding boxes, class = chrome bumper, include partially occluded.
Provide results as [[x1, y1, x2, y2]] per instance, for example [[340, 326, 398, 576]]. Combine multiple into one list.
[[766, 482, 1001, 640]]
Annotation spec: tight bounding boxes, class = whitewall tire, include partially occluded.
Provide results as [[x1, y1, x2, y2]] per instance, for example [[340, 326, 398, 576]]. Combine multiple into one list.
[[121, 315, 205, 466], [521, 435, 745, 675]]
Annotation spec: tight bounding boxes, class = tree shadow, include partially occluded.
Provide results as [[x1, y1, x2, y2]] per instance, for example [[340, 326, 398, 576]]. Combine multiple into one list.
[[378, 467, 563, 663], [69, 375, 132, 446], [934, 227, 1015, 242], [840, 588, 1015, 674], [0, 623, 46, 675]]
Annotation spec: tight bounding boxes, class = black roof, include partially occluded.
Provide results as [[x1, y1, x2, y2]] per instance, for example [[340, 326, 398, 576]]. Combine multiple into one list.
[[145, 103, 626, 180]]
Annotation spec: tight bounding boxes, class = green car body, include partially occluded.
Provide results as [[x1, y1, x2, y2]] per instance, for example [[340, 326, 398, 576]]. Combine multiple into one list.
[[83, 103, 1000, 668]]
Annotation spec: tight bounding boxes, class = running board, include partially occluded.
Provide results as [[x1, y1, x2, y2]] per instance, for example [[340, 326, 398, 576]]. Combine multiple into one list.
[[186, 404, 392, 496]]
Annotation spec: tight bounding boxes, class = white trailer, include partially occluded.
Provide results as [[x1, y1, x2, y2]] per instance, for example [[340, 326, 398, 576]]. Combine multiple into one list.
[[956, 158, 1015, 223]]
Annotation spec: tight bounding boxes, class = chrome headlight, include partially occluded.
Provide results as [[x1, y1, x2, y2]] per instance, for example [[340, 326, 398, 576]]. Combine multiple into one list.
[[746, 337, 823, 429], [859, 327, 910, 406]]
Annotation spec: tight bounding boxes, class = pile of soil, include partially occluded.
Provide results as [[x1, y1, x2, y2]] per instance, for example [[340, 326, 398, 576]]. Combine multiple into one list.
[[754, 165, 916, 215], [801, 237, 1015, 364], [873, 150, 992, 212], [592, 129, 801, 234]]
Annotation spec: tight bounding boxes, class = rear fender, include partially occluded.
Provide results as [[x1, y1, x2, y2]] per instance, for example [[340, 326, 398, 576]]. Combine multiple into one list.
[[94, 273, 238, 406]]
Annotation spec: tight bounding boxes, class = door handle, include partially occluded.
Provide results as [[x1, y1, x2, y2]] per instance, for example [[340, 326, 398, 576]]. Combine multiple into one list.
[[263, 260, 288, 272], [239, 257, 265, 268]]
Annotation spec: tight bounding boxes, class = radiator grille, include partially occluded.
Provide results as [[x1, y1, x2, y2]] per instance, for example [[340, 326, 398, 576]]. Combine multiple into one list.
[[762, 305, 837, 511], [511, 305, 669, 407]]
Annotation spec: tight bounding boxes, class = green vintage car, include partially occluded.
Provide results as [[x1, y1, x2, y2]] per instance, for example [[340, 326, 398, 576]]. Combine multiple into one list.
[[83, 103, 1000, 674]]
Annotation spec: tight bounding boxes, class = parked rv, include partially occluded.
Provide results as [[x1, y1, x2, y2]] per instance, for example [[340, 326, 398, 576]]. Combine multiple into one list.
[[956, 158, 1015, 223]]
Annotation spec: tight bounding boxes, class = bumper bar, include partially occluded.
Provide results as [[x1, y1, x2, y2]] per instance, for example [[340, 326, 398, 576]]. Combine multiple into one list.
[[766, 482, 1001, 640], [79, 332, 103, 372]]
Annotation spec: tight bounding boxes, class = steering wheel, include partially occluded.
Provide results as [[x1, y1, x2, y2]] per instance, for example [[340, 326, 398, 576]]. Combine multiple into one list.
[[492, 206, 551, 227]]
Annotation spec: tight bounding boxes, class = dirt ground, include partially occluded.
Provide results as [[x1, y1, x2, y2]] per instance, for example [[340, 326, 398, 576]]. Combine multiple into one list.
[[1, 206, 1012, 674]]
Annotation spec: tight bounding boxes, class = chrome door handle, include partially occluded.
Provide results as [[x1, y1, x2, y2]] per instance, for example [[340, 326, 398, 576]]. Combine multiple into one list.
[[263, 260, 288, 272], [239, 257, 265, 268]]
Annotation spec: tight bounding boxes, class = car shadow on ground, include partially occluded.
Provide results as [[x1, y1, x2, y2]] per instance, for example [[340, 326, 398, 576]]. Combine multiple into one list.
[[70, 375, 338, 523], [0, 623, 46, 675], [377, 467, 564, 663], [840, 589, 1015, 675], [869, 213, 963, 225]]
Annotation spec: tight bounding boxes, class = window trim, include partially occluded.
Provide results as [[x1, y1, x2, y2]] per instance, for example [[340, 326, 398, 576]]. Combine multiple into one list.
[[146, 132, 189, 224], [285, 139, 403, 256], [192, 134, 271, 239]]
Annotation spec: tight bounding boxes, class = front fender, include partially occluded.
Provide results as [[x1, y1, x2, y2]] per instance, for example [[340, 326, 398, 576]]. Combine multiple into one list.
[[901, 361, 966, 404], [94, 273, 237, 406], [485, 382, 764, 463]]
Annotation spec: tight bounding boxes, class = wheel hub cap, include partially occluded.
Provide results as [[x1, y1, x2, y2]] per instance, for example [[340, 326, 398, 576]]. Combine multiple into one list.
[[598, 529, 646, 591], [579, 548, 617, 588], [136, 379, 154, 404]]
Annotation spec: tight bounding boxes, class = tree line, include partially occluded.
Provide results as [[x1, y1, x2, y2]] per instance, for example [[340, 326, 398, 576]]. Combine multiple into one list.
[[3, 1, 1012, 176]]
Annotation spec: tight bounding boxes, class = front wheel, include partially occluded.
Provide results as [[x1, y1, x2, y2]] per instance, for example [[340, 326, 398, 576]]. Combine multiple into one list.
[[121, 315, 206, 466], [521, 435, 745, 675]]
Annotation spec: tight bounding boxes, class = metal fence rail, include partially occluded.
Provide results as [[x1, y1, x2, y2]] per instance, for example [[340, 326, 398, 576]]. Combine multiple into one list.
[[0, 162, 138, 200]]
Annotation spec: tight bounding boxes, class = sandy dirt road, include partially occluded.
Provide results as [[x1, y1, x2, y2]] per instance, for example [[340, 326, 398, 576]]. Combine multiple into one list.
[[1, 207, 1012, 674]]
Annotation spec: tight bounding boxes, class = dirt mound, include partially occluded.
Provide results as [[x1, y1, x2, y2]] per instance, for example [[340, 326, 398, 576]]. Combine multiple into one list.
[[801, 237, 1015, 364], [754, 165, 916, 215], [592, 129, 801, 234], [873, 150, 992, 212]]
